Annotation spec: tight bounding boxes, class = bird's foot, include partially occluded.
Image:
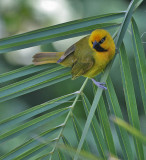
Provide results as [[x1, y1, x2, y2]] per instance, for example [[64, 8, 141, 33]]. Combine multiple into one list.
[[91, 79, 107, 90]]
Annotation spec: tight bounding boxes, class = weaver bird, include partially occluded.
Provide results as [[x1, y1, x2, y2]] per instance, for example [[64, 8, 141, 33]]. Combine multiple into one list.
[[33, 29, 115, 89]]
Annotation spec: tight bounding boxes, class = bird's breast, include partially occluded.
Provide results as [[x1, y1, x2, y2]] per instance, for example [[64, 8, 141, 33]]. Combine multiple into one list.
[[83, 51, 112, 78]]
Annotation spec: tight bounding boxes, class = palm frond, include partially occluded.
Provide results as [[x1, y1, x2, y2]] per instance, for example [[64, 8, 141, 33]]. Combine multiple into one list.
[[0, 12, 123, 53]]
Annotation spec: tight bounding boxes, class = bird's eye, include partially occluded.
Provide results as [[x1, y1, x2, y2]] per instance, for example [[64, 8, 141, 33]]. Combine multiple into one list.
[[99, 36, 106, 44]]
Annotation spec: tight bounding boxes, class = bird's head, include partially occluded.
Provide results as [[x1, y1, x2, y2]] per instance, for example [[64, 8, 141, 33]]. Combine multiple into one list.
[[89, 29, 115, 54]]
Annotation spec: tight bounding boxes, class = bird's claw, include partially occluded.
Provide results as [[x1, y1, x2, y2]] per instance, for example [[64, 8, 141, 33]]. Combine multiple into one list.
[[91, 79, 107, 90]]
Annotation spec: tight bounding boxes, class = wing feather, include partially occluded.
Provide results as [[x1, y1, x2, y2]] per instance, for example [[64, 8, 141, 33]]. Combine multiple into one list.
[[71, 60, 94, 79], [57, 44, 75, 63]]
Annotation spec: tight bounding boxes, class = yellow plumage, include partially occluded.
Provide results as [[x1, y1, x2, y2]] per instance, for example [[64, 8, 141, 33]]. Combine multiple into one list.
[[33, 29, 115, 87]]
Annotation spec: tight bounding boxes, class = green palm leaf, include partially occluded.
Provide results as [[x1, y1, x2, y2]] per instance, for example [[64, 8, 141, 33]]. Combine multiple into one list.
[[131, 18, 146, 113], [0, 66, 71, 102], [112, 117, 146, 145], [119, 42, 144, 160], [0, 125, 62, 160], [82, 93, 107, 159], [0, 12, 123, 53], [0, 93, 75, 130], [106, 77, 134, 160]]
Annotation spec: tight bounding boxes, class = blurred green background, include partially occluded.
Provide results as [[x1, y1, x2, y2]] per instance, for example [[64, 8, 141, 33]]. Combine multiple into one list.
[[0, 0, 146, 158]]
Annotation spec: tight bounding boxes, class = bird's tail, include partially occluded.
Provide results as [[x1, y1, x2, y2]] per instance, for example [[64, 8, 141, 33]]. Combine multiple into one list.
[[33, 52, 64, 65]]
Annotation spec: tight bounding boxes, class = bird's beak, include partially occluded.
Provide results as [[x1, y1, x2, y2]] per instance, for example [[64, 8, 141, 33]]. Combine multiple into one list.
[[93, 40, 98, 49]]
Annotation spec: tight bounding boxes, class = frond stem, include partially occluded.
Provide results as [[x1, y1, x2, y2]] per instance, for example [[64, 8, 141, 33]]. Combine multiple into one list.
[[49, 78, 89, 159]]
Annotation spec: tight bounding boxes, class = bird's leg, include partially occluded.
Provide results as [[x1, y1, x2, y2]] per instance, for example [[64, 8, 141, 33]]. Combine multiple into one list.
[[91, 78, 107, 90]]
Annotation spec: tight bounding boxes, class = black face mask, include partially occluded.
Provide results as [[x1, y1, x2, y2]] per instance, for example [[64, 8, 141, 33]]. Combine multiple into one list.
[[92, 37, 107, 52]]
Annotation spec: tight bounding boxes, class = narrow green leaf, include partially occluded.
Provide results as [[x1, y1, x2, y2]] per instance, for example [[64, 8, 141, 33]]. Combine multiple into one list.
[[57, 144, 101, 160], [74, 79, 107, 160], [131, 18, 146, 113], [82, 93, 107, 159], [35, 153, 51, 160], [13, 138, 56, 160], [72, 114, 90, 152], [0, 64, 54, 83], [0, 65, 64, 94], [62, 136, 72, 147], [0, 66, 71, 102], [134, 0, 143, 10], [106, 77, 134, 160], [0, 125, 62, 160], [112, 117, 146, 145], [115, 0, 138, 48], [0, 12, 124, 53], [0, 92, 76, 130], [0, 23, 119, 53], [74, 0, 142, 159], [0, 107, 70, 144], [97, 96, 116, 155], [57, 149, 66, 160], [62, 136, 73, 159], [119, 43, 144, 160]]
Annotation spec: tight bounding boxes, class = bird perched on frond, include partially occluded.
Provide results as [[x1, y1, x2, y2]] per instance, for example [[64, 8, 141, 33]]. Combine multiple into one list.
[[33, 29, 115, 89]]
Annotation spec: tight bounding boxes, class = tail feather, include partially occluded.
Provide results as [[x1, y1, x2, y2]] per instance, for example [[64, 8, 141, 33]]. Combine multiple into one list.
[[33, 52, 64, 65]]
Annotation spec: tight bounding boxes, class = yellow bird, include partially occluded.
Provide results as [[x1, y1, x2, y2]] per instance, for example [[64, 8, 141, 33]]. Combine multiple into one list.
[[33, 29, 115, 89]]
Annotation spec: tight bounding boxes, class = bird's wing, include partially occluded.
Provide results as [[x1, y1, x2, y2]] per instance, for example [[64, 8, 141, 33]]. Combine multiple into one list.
[[57, 44, 76, 63], [57, 36, 90, 63], [71, 60, 94, 79]]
